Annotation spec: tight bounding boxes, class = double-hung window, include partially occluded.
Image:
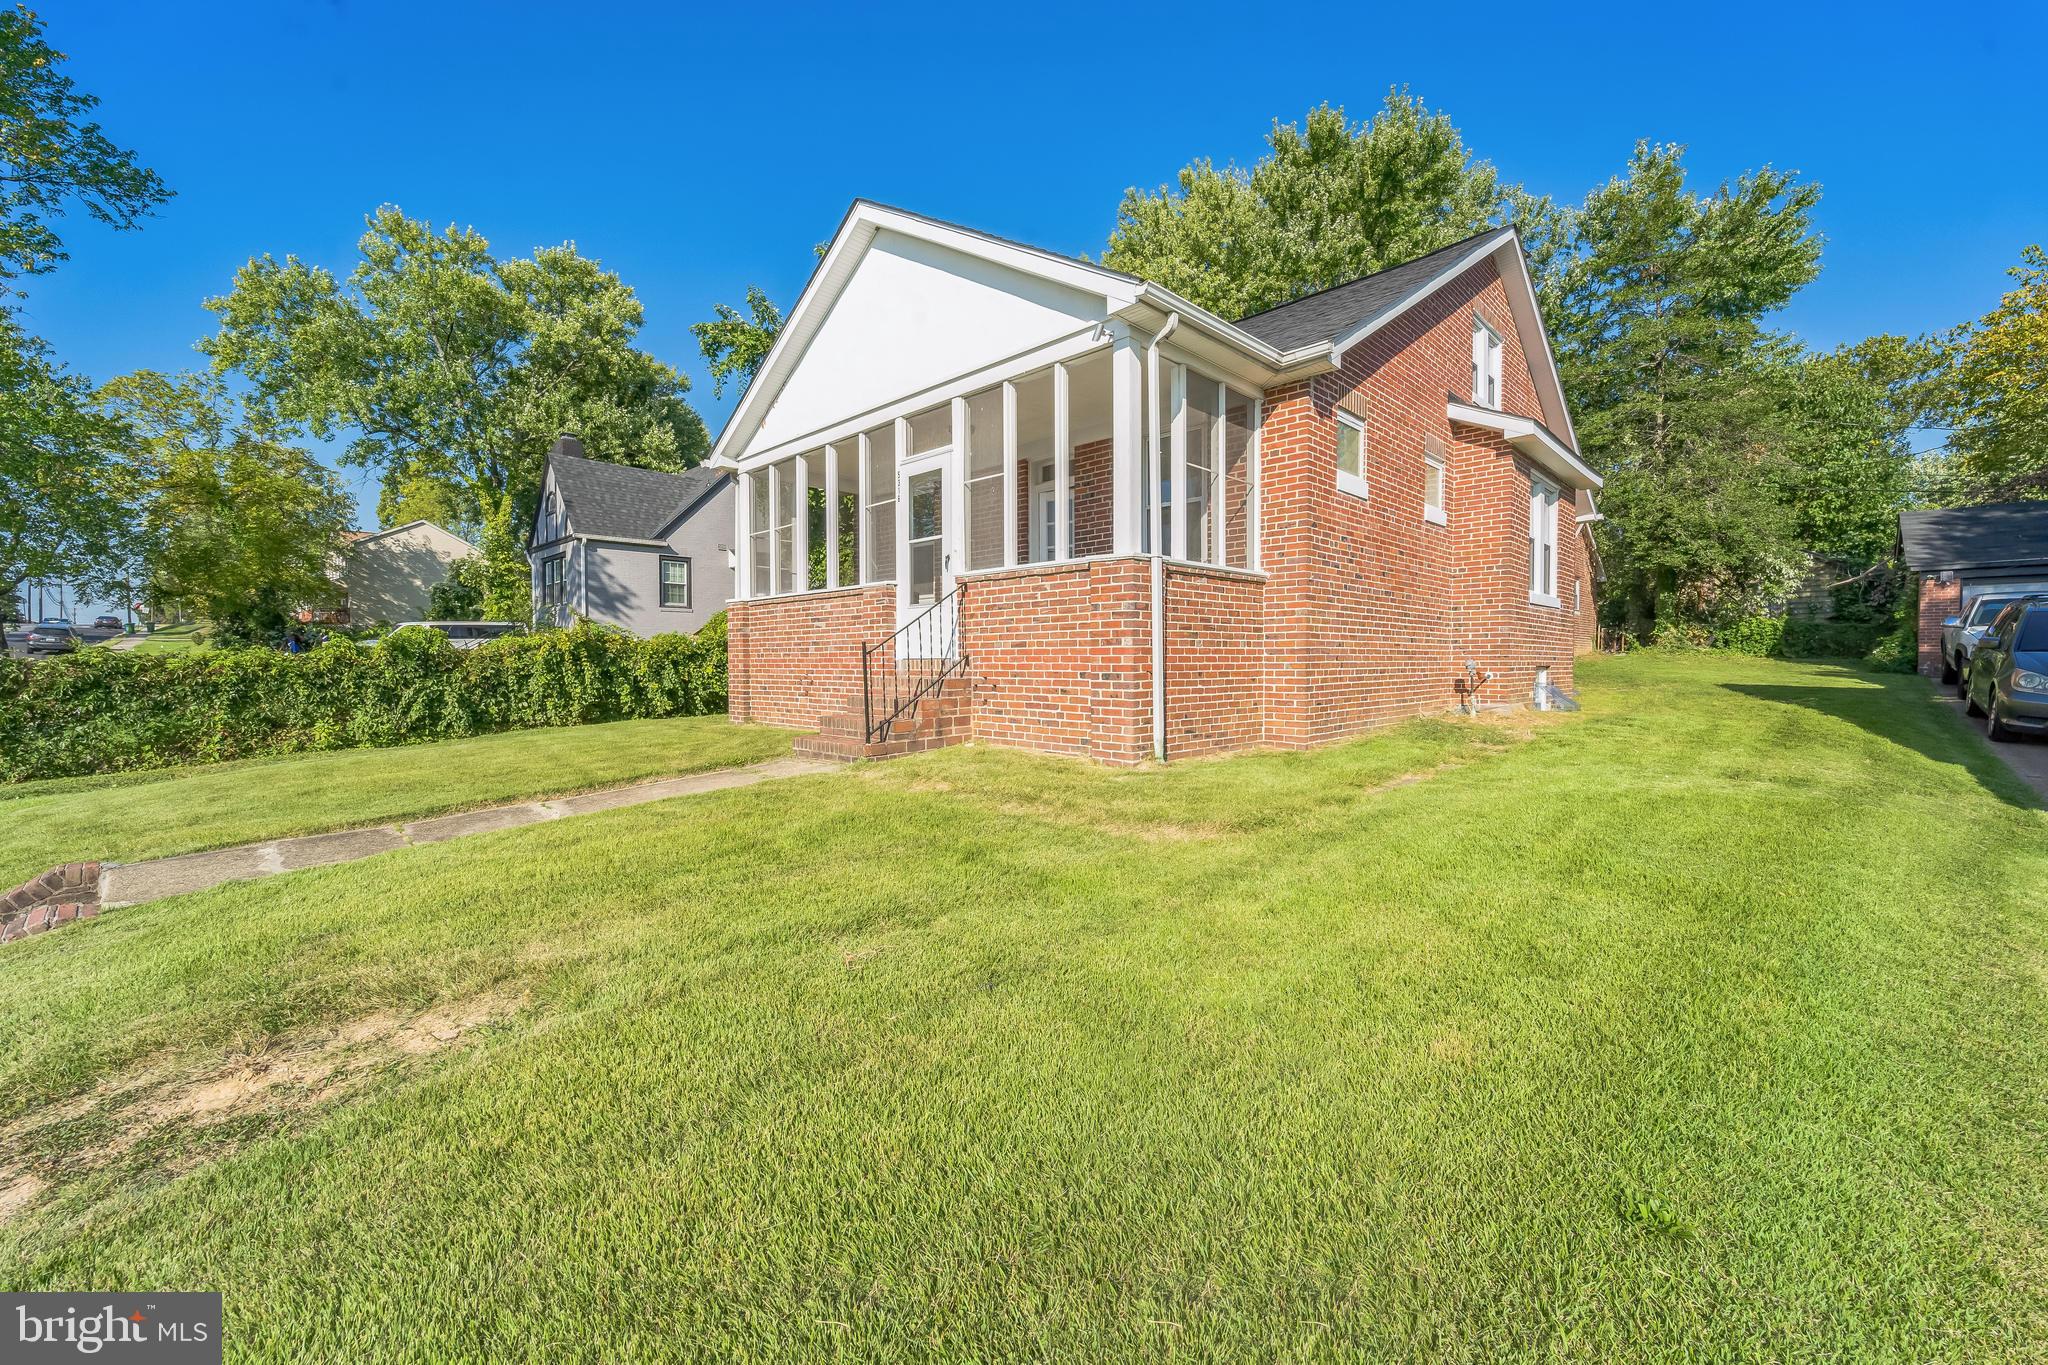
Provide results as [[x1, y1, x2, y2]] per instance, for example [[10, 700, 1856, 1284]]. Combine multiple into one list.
[[539, 554, 566, 609], [1528, 478, 1560, 606], [1335, 409, 1368, 499], [1471, 316, 1503, 409], [658, 556, 690, 610], [1423, 436, 1447, 525]]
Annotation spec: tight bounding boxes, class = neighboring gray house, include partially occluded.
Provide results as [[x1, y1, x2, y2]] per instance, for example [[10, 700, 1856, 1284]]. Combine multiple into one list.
[[527, 436, 734, 636]]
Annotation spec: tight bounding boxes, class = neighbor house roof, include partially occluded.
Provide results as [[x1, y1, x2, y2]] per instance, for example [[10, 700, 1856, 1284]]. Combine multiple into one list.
[[1232, 228, 1515, 351], [1898, 502, 2048, 572], [540, 437, 727, 545]]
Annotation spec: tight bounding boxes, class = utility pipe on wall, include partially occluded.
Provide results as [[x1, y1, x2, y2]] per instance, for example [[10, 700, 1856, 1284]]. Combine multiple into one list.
[[1145, 312, 1180, 763]]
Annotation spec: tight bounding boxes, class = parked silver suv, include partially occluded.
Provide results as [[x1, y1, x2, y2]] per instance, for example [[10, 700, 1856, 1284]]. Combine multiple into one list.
[[1940, 594, 2029, 690]]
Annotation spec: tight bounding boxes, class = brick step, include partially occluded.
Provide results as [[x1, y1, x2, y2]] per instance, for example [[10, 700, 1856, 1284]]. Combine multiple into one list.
[[796, 670, 972, 762]]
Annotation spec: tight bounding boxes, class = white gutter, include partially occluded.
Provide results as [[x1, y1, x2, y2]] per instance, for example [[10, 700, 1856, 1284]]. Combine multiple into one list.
[[1146, 312, 1180, 764]]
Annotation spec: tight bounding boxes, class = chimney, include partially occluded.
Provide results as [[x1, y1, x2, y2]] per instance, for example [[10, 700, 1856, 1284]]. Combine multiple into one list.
[[550, 432, 586, 460]]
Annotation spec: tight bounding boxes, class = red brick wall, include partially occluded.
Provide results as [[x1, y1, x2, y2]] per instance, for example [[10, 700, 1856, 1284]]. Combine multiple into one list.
[[1256, 257, 1584, 744], [1918, 574, 1961, 677], [1164, 564, 1266, 758], [727, 586, 894, 728], [957, 558, 1150, 763]]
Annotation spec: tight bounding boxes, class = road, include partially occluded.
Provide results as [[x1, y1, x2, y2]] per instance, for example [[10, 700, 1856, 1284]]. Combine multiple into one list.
[[2, 624, 127, 659]]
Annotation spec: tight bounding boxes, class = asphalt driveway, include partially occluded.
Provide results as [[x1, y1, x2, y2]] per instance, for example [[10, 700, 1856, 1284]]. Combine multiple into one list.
[[1934, 689, 2048, 804]]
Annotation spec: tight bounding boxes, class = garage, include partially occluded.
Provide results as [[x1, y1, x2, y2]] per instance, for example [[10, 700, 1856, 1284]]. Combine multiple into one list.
[[1900, 502, 2048, 678]]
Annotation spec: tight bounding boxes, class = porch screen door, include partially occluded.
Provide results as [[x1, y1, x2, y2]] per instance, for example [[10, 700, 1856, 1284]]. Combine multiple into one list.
[[897, 453, 957, 657]]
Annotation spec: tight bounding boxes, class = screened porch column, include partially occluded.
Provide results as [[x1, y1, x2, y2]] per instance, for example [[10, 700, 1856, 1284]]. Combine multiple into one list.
[[1052, 361, 1071, 561], [823, 443, 841, 589], [734, 468, 752, 599], [792, 450, 810, 592], [1109, 327, 1144, 555]]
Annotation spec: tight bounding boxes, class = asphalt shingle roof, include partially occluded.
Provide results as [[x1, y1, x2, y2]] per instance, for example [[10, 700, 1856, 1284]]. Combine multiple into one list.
[[1898, 502, 2048, 571], [1230, 228, 1511, 351], [544, 437, 726, 543]]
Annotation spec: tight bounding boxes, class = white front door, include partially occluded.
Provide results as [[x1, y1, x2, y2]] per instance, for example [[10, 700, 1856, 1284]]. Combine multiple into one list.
[[896, 451, 957, 657]]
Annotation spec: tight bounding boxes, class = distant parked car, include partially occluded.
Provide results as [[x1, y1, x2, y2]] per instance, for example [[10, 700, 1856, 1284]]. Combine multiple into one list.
[[92, 614, 122, 631], [387, 621, 527, 650], [1965, 599, 2048, 742], [1940, 594, 2035, 689], [25, 623, 79, 654]]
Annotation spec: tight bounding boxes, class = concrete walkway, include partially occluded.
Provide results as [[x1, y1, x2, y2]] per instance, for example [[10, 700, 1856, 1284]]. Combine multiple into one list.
[[99, 756, 838, 908]]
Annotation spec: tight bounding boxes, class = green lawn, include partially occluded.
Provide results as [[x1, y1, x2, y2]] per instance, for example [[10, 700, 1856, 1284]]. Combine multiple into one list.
[[2, 653, 2045, 1361], [0, 717, 793, 888], [127, 623, 204, 654]]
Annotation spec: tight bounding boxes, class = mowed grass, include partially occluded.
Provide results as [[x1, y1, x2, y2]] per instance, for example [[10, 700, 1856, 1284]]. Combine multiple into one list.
[[127, 623, 203, 654], [2, 653, 2046, 1361], [0, 717, 793, 887]]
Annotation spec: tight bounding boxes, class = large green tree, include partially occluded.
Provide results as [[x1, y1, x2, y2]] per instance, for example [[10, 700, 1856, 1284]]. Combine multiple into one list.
[[0, 318, 135, 614], [1101, 92, 1564, 320], [202, 207, 709, 617], [691, 284, 782, 399], [0, 5, 171, 291], [0, 5, 170, 610], [1543, 142, 1823, 628], [97, 370, 351, 641], [1935, 244, 2048, 501]]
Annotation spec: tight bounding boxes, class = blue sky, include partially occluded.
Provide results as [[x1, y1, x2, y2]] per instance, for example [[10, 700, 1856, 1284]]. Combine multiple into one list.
[[25, 0, 2044, 533]]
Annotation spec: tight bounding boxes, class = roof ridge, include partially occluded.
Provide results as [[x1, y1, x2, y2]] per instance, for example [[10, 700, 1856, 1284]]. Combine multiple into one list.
[[1231, 225, 1512, 326]]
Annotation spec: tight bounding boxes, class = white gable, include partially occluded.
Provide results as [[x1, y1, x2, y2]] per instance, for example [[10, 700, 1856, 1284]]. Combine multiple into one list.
[[746, 228, 1107, 456]]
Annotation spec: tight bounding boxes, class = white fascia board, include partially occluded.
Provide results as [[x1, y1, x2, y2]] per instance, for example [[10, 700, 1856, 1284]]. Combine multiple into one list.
[[1327, 228, 1517, 362], [1446, 399, 1603, 491], [1120, 285, 1337, 384], [1493, 237, 1580, 451], [709, 202, 1136, 470]]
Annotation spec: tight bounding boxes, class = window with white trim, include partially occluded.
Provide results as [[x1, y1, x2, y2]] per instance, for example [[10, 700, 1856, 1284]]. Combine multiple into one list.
[[1422, 436, 1447, 525], [658, 556, 690, 609], [539, 553, 566, 609], [1528, 478, 1559, 605], [1471, 316, 1503, 409], [1335, 409, 1368, 499]]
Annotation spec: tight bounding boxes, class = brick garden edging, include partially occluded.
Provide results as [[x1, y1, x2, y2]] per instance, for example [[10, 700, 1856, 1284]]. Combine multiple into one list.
[[0, 862, 102, 945]]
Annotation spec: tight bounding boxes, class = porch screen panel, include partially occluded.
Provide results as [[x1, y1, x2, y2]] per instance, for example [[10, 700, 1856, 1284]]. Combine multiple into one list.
[[1184, 372, 1219, 563], [803, 450, 827, 590], [908, 404, 951, 456], [864, 423, 897, 582], [1222, 389, 1255, 568], [965, 386, 1005, 571], [748, 467, 772, 595], [1013, 368, 1054, 563], [773, 459, 797, 594]]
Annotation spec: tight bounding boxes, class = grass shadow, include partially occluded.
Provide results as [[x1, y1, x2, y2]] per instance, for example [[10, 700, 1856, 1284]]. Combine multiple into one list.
[[1722, 668, 2043, 811]]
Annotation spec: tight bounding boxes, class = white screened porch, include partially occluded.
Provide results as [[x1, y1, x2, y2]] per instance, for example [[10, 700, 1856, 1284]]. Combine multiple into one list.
[[731, 329, 1264, 643]]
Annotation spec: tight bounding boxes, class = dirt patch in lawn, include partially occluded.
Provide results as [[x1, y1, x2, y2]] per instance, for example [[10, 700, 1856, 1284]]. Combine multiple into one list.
[[0, 993, 521, 1223]]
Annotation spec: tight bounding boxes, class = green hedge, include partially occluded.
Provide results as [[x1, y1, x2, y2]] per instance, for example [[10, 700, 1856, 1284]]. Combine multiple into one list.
[[0, 618, 728, 783]]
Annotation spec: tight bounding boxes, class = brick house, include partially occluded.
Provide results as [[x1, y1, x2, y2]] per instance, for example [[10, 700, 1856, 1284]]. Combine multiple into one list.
[[712, 202, 1603, 764]]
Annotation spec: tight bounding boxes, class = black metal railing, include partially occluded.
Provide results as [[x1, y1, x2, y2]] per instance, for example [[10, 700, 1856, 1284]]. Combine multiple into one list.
[[863, 584, 967, 744]]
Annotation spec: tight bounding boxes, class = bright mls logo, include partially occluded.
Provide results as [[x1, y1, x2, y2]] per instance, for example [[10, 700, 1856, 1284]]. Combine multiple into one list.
[[3, 1294, 220, 1363]]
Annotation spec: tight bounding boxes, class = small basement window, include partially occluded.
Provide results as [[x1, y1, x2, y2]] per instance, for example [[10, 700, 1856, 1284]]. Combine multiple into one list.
[[1335, 409, 1368, 499]]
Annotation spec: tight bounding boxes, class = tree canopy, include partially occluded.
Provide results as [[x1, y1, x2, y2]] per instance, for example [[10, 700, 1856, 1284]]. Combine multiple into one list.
[[202, 207, 709, 616], [1101, 92, 1564, 321], [1934, 244, 2048, 501], [96, 370, 351, 640], [0, 5, 171, 290], [691, 284, 782, 399]]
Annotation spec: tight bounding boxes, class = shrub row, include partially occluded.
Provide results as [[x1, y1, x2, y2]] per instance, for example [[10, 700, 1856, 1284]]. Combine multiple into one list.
[[1626, 613, 1910, 673], [0, 618, 728, 783]]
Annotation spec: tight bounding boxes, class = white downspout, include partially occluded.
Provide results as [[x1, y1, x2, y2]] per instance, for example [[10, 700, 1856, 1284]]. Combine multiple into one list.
[[1146, 313, 1180, 763]]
